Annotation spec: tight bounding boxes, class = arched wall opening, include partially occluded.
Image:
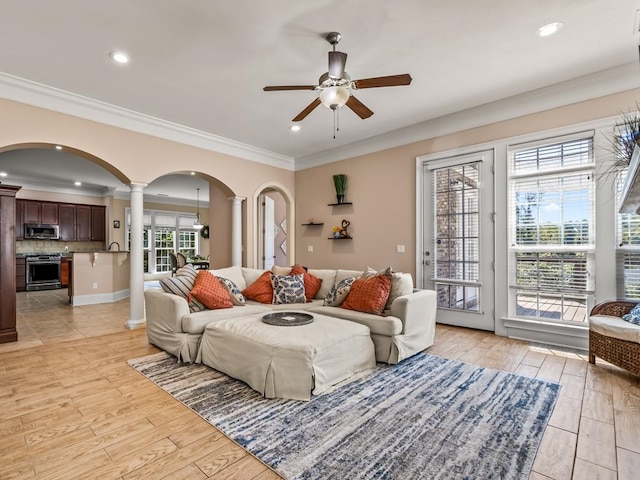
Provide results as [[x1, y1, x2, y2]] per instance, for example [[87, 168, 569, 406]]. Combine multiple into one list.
[[252, 182, 295, 269]]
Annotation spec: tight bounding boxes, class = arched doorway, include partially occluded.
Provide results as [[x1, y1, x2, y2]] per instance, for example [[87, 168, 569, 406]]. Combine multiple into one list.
[[254, 184, 294, 269]]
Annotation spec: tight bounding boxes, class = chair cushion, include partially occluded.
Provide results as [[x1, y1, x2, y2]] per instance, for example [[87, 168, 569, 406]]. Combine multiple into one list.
[[590, 315, 640, 344]]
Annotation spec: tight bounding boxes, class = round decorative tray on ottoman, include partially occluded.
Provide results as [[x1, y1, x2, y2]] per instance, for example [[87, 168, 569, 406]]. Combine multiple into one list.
[[262, 312, 314, 326]]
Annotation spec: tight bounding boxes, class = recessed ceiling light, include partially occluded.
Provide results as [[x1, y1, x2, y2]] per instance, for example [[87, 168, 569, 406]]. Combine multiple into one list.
[[0, 172, 7, 177], [289, 125, 301, 132], [55, 145, 62, 150], [109, 51, 130, 64], [74, 181, 82, 186], [536, 22, 563, 37]]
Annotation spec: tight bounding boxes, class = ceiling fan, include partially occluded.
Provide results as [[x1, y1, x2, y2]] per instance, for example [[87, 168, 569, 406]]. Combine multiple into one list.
[[263, 32, 412, 129]]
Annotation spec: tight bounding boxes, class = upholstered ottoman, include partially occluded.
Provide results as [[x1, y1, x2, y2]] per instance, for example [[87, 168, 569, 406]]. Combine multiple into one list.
[[196, 311, 376, 400]]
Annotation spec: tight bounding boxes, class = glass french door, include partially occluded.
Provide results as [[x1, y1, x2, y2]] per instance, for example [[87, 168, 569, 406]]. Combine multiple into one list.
[[421, 150, 495, 331]]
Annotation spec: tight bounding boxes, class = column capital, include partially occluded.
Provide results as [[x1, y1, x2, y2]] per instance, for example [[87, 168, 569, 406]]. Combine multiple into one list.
[[129, 181, 148, 192], [228, 195, 246, 203]]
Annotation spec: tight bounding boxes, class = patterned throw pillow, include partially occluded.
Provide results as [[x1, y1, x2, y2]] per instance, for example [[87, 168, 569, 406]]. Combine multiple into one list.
[[217, 277, 246, 306], [341, 275, 392, 315], [242, 271, 274, 304], [190, 271, 233, 310], [361, 266, 393, 279], [323, 277, 357, 306], [176, 263, 198, 281], [289, 264, 322, 301], [622, 303, 640, 325], [159, 273, 206, 313], [271, 274, 306, 305]]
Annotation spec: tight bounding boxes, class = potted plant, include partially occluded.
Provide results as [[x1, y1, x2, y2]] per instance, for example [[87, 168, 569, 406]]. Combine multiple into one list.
[[333, 174, 347, 204], [603, 103, 640, 182]]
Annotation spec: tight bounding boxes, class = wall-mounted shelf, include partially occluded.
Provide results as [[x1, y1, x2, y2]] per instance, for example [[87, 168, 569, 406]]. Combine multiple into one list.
[[328, 202, 353, 206], [328, 236, 353, 240], [301, 222, 324, 226]]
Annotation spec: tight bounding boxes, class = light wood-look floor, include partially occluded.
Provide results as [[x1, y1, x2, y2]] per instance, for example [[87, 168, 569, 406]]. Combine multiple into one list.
[[1, 290, 639, 479]]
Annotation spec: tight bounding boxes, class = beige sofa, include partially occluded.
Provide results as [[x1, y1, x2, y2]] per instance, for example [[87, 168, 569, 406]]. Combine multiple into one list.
[[144, 265, 437, 364]]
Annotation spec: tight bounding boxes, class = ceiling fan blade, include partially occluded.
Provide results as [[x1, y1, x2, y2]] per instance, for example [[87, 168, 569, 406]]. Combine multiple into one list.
[[292, 98, 322, 122], [328, 51, 347, 79], [353, 74, 412, 89], [263, 85, 317, 91], [346, 95, 374, 119]]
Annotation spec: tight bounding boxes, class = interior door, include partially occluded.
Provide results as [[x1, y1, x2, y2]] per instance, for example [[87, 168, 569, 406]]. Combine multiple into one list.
[[421, 150, 495, 331]]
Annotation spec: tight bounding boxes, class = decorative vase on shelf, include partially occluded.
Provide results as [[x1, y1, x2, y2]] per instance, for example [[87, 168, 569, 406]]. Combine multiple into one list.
[[336, 194, 345, 204], [333, 174, 347, 204]]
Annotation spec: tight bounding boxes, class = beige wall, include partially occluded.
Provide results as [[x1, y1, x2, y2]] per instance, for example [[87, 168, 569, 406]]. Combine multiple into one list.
[[0, 98, 295, 267], [294, 88, 640, 277]]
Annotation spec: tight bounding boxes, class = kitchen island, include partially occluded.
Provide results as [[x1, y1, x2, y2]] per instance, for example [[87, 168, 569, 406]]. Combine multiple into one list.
[[69, 251, 130, 306]]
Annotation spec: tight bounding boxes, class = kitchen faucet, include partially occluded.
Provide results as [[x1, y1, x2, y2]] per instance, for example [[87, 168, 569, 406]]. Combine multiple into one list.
[[108, 241, 121, 252]]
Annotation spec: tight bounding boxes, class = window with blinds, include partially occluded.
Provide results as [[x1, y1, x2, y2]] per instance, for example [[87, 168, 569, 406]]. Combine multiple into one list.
[[616, 169, 640, 300], [508, 133, 595, 323]]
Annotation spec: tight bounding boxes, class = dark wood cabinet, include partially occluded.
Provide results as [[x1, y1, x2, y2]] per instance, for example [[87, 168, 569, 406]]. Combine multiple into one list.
[[15, 200, 24, 240], [1, 184, 21, 344], [16, 258, 25, 292], [60, 257, 69, 287], [91, 206, 106, 242], [76, 205, 91, 241], [41, 202, 58, 224], [58, 204, 76, 241], [23, 200, 41, 223]]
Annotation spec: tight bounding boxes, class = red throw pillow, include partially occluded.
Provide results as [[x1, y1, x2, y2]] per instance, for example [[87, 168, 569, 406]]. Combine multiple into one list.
[[289, 264, 322, 302], [341, 275, 392, 315], [242, 271, 274, 304], [190, 270, 233, 310]]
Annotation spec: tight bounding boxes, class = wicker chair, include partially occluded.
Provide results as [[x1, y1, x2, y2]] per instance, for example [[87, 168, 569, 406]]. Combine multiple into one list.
[[589, 300, 640, 377]]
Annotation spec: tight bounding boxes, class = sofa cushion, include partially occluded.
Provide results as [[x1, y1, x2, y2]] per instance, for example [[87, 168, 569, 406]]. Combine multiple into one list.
[[335, 269, 364, 284], [271, 273, 306, 304], [323, 276, 356, 306], [242, 271, 273, 304], [342, 275, 392, 315], [244, 299, 323, 311], [361, 266, 393, 279], [386, 272, 414, 310], [190, 271, 233, 310], [271, 265, 294, 275], [242, 267, 267, 288], [309, 306, 403, 336], [159, 271, 205, 313], [307, 268, 338, 299], [289, 264, 322, 302], [217, 277, 246, 306], [181, 304, 272, 334], [211, 266, 246, 290]]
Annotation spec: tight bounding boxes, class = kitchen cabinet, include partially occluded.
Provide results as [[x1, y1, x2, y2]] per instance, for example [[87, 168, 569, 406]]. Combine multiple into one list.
[[20, 200, 58, 225], [58, 204, 76, 241], [15, 200, 24, 240], [1, 184, 21, 344], [75, 205, 105, 241], [60, 257, 69, 287], [16, 258, 25, 292]]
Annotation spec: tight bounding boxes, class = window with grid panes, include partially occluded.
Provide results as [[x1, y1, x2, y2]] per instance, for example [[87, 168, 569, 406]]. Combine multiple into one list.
[[508, 133, 595, 323]]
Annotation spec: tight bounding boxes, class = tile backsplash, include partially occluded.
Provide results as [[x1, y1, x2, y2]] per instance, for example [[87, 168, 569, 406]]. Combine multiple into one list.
[[16, 240, 105, 254]]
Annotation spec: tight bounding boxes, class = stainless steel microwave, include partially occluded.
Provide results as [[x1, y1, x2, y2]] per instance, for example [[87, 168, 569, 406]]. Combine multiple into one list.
[[24, 223, 60, 240]]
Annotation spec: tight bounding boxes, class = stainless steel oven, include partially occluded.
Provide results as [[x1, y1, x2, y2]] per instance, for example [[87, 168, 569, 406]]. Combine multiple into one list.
[[26, 254, 62, 291]]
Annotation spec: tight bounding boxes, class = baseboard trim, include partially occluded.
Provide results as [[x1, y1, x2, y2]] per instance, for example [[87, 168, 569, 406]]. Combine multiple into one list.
[[71, 289, 130, 306], [503, 317, 588, 351]]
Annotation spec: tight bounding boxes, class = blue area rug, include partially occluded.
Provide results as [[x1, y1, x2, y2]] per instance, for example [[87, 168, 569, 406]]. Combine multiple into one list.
[[128, 351, 559, 479]]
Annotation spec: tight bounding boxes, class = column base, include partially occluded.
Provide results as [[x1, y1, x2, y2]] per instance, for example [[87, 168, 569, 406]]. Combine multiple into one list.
[[125, 318, 146, 330]]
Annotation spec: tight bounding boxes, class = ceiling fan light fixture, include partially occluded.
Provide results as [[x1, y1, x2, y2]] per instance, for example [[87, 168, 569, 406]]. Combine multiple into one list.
[[320, 86, 350, 109]]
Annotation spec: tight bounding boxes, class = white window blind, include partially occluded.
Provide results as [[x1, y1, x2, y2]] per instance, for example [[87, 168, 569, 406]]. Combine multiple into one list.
[[508, 134, 594, 323], [616, 168, 640, 300]]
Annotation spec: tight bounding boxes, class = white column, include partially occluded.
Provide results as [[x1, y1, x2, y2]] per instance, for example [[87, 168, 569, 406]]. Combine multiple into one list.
[[126, 182, 147, 329], [230, 196, 245, 267]]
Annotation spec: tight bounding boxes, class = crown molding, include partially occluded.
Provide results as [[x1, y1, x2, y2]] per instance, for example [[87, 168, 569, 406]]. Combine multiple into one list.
[[0, 72, 295, 171], [295, 62, 640, 170]]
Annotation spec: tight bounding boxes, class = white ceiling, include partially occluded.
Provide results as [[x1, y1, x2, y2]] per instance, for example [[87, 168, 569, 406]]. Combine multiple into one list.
[[0, 0, 639, 200]]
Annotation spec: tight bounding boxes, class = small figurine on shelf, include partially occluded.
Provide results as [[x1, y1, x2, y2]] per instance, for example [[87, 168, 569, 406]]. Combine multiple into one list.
[[340, 219, 351, 238], [332, 226, 341, 238], [308, 218, 315, 225]]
